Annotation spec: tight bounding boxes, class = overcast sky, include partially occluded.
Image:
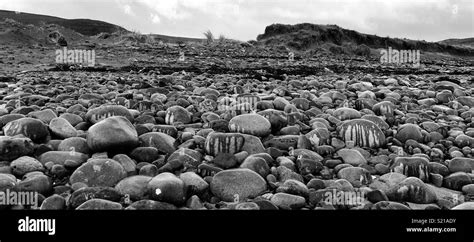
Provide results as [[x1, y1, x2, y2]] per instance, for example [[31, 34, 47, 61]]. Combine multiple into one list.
[[0, 0, 472, 41]]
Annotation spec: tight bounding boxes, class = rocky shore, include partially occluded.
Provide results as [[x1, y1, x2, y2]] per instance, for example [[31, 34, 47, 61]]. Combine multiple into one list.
[[1, 64, 474, 210]]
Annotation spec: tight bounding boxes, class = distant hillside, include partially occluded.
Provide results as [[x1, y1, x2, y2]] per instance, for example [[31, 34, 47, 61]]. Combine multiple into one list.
[[0, 9, 127, 36], [439, 38, 474, 48], [257, 23, 474, 57], [0, 17, 86, 46], [150, 34, 205, 43]]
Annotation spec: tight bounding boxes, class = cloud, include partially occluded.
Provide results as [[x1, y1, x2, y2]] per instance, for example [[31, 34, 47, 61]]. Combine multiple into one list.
[[150, 13, 160, 24], [270, 8, 301, 20], [122, 4, 134, 16], [0, 0, 36, 13], [138, 0, 191, 20], [137, 0, 243, 21], [0, 0, 471, 42]]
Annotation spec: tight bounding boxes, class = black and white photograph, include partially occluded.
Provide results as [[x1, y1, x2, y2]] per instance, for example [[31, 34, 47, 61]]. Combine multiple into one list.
[[0, 0, 473, 240]]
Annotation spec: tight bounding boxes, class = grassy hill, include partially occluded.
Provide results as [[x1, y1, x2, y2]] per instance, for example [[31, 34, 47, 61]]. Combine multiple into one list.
[[438, 38, 474, 49], [0, 9, 127, 36], [257, 23, 474, 57]]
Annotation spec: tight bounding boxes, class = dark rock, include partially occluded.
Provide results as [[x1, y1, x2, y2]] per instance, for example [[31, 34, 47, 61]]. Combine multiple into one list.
[[338, 119, 385, 148], [210, 168, 267, 202], [3, 118, 49, 143], [70, 158, 126, 187]]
